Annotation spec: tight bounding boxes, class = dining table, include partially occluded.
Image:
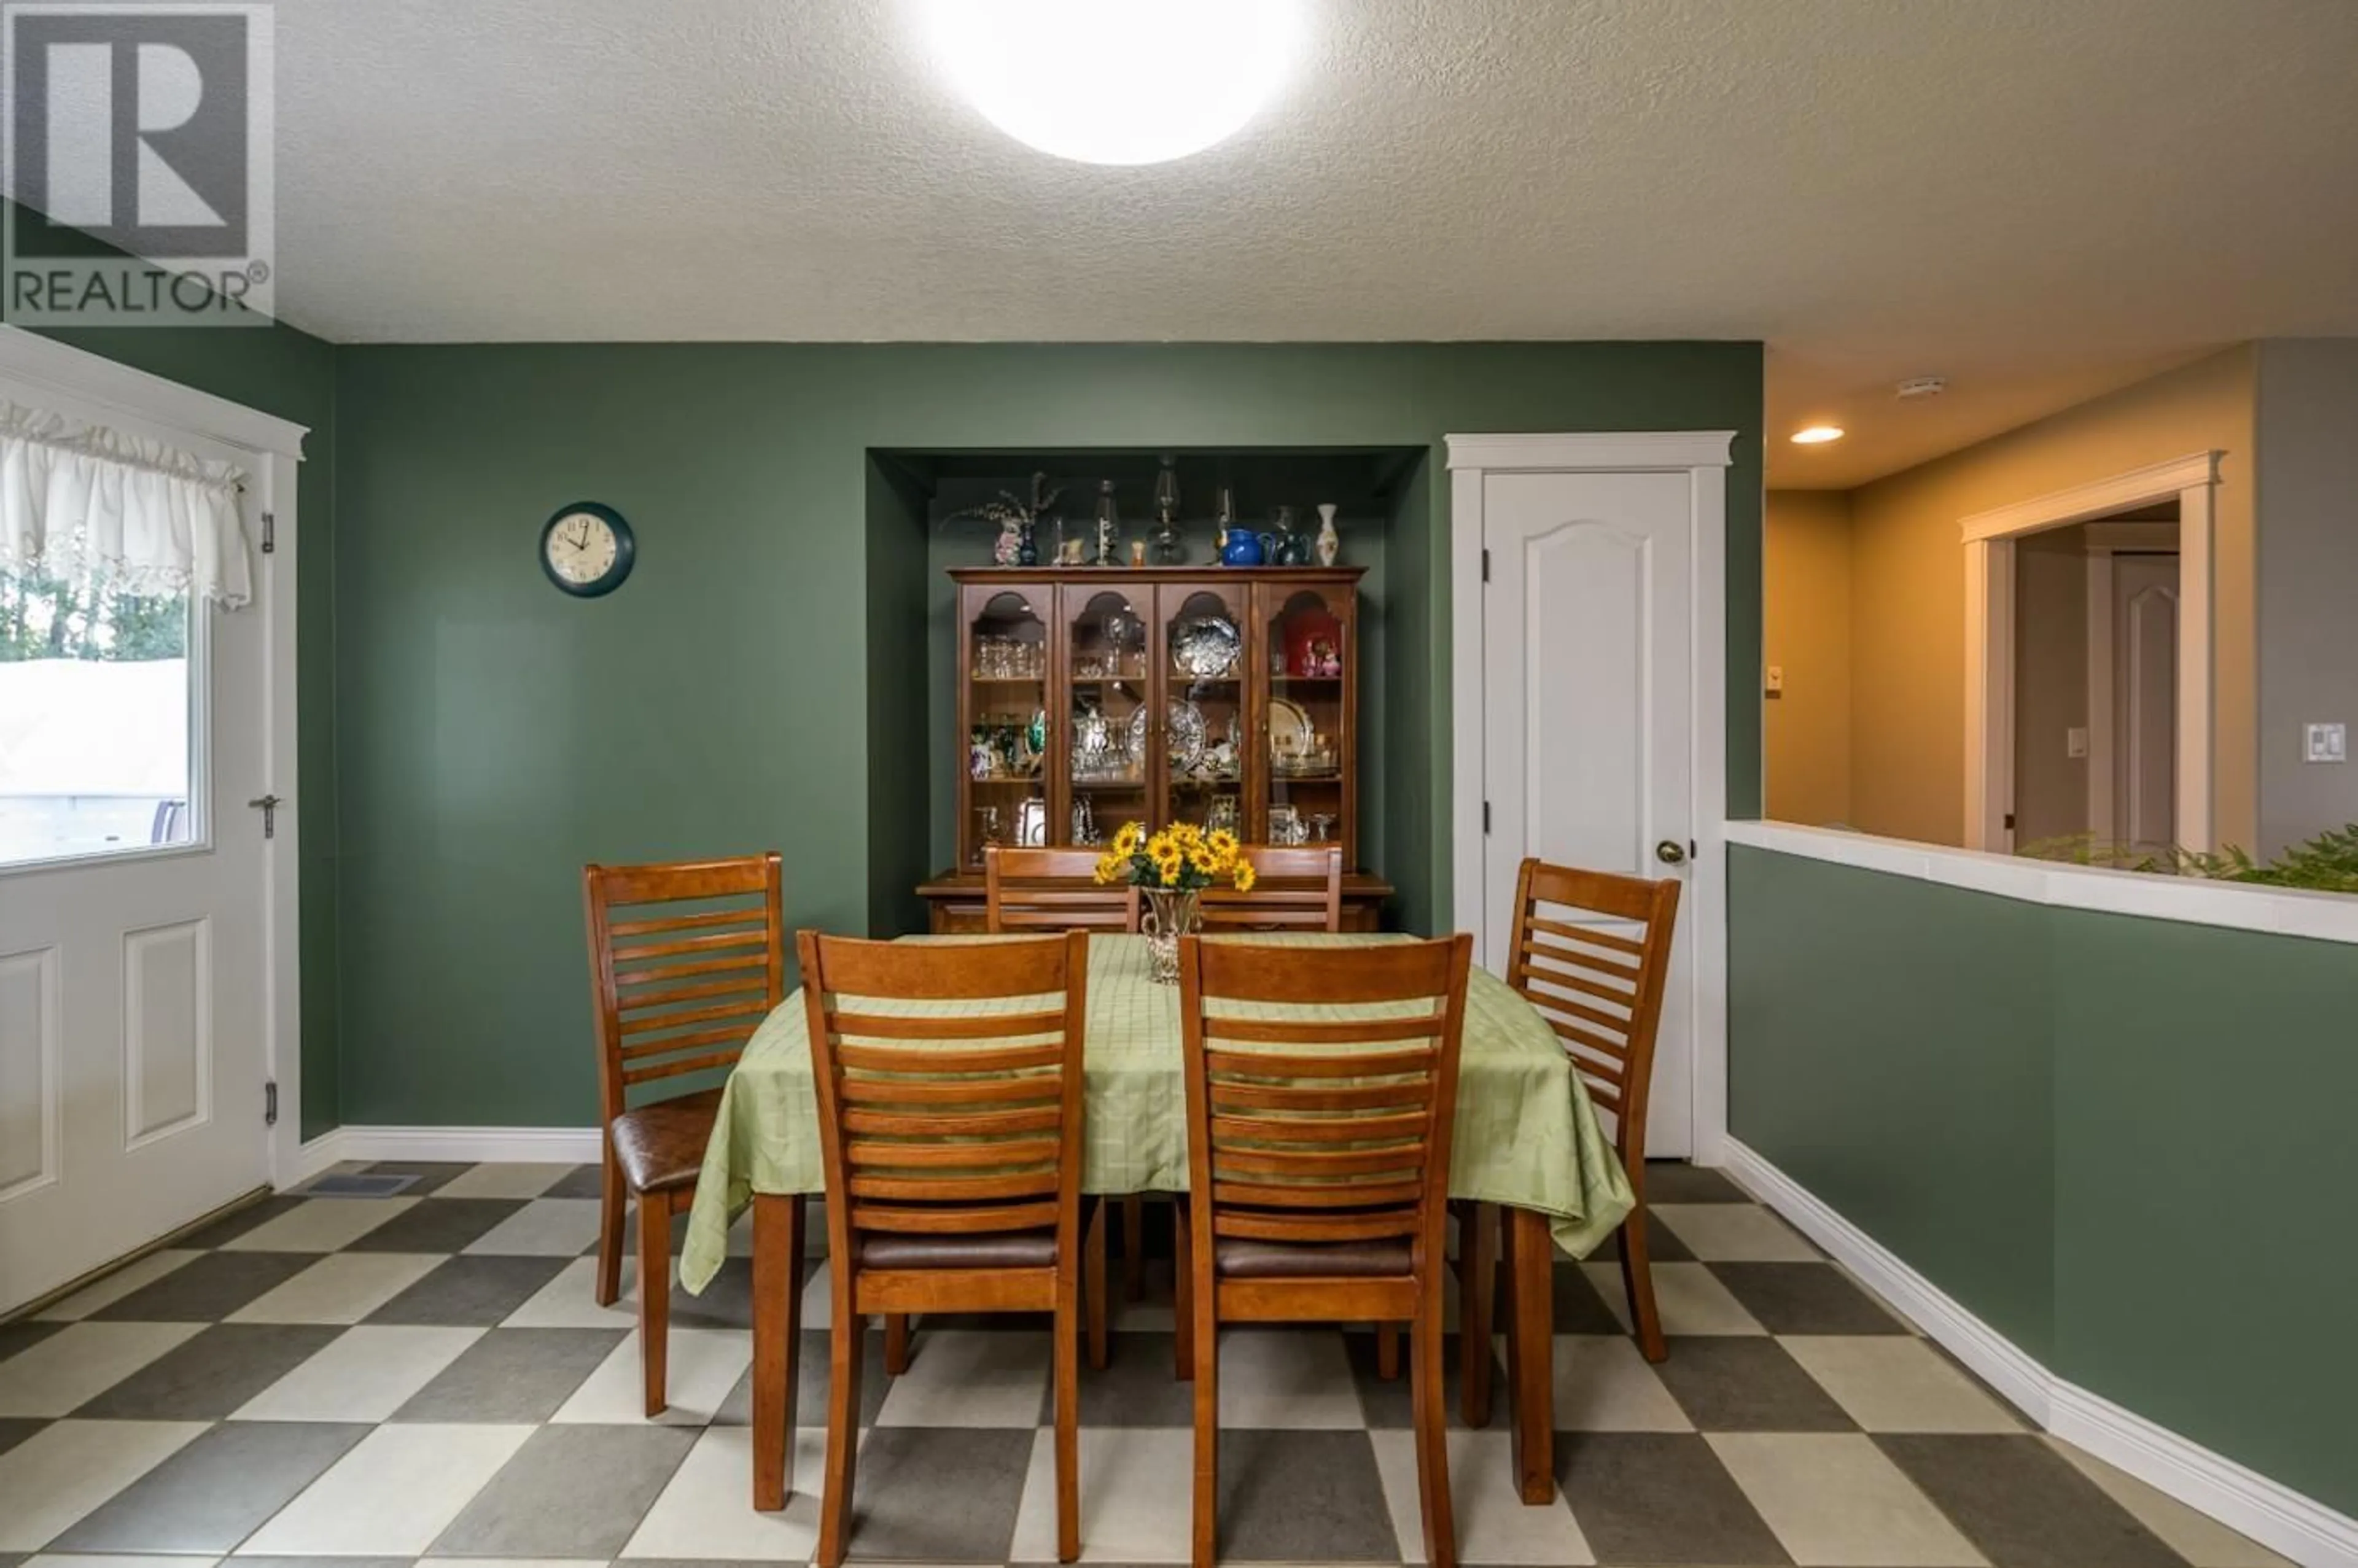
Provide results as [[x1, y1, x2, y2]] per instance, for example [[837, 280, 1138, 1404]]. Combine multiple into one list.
[[677, 930, 1636, 1511]]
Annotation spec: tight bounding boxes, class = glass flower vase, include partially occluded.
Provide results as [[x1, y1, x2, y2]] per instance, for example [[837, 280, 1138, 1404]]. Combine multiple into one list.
[[1140, 887, 1202, 984]]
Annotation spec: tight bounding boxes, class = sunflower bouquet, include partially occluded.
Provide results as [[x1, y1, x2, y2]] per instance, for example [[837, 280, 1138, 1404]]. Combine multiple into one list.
[[1092, 821, 1256, 893]]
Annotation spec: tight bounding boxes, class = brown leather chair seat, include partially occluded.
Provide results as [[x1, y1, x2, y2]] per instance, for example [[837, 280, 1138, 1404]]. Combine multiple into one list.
[[858, 1232, 1059, 1270], [1213, 1236, 1414, 1279], [608, 1086, 725, 1194]]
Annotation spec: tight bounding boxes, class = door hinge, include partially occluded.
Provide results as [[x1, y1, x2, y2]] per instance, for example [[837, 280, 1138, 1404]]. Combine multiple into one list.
[[264, 1080, 279, 1128], [260, 512, 276, 554], [249, 794, 282, 839], [1482, 800, 1491, 835], [1481, 548, 1490, 583]]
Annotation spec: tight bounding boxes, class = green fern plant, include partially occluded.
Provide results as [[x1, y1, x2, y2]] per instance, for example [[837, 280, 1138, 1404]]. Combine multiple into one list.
[[2018, 825, 2358, 894]]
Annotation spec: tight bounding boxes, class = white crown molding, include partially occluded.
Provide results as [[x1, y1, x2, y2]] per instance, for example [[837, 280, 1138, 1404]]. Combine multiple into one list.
[[290, 1125, 604, 1184], [0, 324, 309, 459], [1718, 1139, 2357, 1568], [1444, 430, 1737, 472], [1725, 820, 2358, 947], [1958, 451, 2219, 543]]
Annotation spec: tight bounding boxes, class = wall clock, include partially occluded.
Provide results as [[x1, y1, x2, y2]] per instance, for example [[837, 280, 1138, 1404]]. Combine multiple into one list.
[[540, 502, 635, 597]]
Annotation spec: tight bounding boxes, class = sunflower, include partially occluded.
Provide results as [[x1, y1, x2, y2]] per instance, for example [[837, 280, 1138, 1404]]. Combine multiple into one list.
[[1111, 822, 1143, 857], [1234, 861, 1258, 893], [1151, 847, 1185, 885], [1205, 828, 1240, 860]]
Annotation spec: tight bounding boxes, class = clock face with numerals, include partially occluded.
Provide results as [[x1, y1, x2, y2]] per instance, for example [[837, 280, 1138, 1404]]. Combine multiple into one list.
[[540, 503, 634, 597]]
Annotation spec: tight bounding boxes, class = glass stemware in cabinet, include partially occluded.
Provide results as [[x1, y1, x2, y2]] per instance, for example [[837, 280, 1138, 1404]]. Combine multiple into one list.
[[966, 591, 1049, 867], [1266, 585, 1350, 860]]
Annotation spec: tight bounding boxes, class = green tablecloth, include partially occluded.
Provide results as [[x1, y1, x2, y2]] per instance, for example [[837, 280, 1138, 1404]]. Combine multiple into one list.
[[680, 932, 1634, 1294]]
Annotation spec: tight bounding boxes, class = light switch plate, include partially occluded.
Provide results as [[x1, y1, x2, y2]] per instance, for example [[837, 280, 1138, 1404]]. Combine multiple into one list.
[[1764, 665, 1784, 696], [2066, 727, 2088, 759], [2306, 723, 2347, 763]]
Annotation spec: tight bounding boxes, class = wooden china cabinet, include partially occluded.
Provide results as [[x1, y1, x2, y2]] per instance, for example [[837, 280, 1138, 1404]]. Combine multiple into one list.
[[917, 565, 1392, 932]]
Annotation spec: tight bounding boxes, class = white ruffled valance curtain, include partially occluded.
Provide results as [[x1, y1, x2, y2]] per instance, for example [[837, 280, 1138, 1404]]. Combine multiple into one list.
[[0, 400, 252, 607]]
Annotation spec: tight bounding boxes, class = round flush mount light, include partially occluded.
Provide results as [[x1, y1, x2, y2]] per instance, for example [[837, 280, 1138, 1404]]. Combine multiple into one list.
[[1790, 425, 1846, 445], [915, 0, 1305, 166]]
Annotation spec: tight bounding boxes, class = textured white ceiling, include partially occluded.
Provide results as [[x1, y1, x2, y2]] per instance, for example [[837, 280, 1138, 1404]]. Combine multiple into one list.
[[211, 2, 2358, 480]]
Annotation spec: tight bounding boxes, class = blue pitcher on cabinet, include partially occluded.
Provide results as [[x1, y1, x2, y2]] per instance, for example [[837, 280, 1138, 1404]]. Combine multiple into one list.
[[1218, 527, 1265, 567]]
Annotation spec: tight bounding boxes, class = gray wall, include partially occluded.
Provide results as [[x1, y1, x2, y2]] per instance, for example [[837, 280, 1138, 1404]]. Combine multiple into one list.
[[2256, 340, 2358, 855]]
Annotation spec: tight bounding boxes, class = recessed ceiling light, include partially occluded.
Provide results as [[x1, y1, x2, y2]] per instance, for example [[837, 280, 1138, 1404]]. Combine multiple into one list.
[[1791, 425, 1846, 445], [916, 0, 1304, 166]]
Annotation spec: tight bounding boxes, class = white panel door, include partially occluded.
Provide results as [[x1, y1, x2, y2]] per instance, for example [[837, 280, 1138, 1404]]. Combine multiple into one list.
[[0, 490, 271, 1315], [1482, 470, 1694, 1157], [2113, 553, 2180, 854]]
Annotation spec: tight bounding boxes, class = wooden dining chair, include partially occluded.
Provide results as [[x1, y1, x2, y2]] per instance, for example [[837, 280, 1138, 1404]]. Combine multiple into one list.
[[1460, 858, 1682, 1427], [800, 930, 1090, 1567], [1176, 934, 1473, 1568], [985, 845, 1141, 933], [582, 853, 789, 1418], [1199, 844, 1344, 931]]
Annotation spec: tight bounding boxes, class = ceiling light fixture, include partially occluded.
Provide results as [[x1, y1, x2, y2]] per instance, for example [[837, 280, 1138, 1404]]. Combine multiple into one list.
[[1791, 425, 1846, 445], [915, 0, 1304, 166]]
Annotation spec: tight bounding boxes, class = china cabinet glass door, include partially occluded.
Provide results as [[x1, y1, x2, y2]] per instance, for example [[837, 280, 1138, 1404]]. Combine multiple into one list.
[[1157, 581, 1253, 839], [1059, 585, 1150, 847], [1256, 581, 1355, 859], [962, 586, 1051, 867]]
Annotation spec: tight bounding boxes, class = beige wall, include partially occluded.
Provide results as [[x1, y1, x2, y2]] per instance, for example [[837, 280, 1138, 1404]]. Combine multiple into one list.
[[1845, 346, 2258, 848], [1764, 491, 1854, 825]]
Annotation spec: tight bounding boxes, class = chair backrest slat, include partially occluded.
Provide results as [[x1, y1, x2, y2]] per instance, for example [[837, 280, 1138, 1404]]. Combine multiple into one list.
[[801, 931, 1088, 1261], [985, 846, 1141, 933], [583, 854, 785, 1124], [1506, 858, 1680, 1164], [1180, 934, 1471, 1251], [1200, 845, 1344, 932]]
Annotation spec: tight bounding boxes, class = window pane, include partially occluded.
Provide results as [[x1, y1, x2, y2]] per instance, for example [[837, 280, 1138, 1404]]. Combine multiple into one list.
[[0, 567, 193, 867]]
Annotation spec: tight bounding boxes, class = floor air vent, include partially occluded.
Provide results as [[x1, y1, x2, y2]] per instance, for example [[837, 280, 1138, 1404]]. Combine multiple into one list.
[[297, 1172, 419, 1199]]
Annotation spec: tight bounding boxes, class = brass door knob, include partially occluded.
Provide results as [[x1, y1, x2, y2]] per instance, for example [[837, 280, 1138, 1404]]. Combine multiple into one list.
[[1654, 839, 1687, 865]]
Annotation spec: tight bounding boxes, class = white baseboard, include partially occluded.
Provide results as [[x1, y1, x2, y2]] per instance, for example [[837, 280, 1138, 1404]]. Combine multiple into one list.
[[1718, 1139, 2357, 1568], [289, 1125, 603, 1185]]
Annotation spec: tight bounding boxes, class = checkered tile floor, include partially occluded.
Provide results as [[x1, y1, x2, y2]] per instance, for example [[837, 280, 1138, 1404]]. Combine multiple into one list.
[[0, 1160, 2289, 1567]]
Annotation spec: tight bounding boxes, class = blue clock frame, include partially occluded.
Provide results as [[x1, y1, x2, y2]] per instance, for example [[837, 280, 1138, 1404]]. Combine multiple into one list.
[[539, 501, 636, 598]]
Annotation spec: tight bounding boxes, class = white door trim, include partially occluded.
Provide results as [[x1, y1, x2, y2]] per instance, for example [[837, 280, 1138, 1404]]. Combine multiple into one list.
[[0, 324, 310, 1188], [1960, 451, 2218, 853], [1446, 430, 1737, 1163]]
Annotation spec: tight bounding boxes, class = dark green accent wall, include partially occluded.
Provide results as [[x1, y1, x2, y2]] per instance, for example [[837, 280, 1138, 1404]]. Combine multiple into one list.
[[4, 201, 343, 1138], [333, 342, 1761, 1126], [1731, 844, 2358, 1515]]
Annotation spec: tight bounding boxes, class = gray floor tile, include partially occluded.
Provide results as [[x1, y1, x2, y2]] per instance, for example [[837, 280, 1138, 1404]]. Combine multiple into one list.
[[343, 1197, 526, 1254], [541, 1163, 608, 1200], [393, 1327, 625, 1422], [177, 1193, 306, 1248], [0, 1324, 62, 1365], [365, 1254, 572, 1326], [235, 1558, 412, 1568], [1075, 1331, 1194, 1426], [0, 1417, 45, 1457], [72, 1322, 346, 1419], [671, 1256, 753, 1331], [1878, 1433, 2190, 1568], [91, 1251, 316, 1322], [433, 1421, 696, 1558], [362, 1160, 477, 1195], [841, 1424, 1035, 1561], [1343, 1330, 1506, 1430], [1642, 1161, 1752, 1204], [1578, 1208, 1698, 1263], [1555, 1429, 1791, 1564], [1496, 1260, 1628, 1334], [1213, 1428, 1399, 1562], [1652, 1336, 1859, 1432], [1709, 1262, 1913, 1335], [50, 1419, 370, 1551], [709, 1329, 889, 1428]]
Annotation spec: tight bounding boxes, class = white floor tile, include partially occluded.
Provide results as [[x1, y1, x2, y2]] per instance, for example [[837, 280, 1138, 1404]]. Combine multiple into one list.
[[432, 1162, 577, 1200], [550, 1327, 750, 1426], [1372, 1428, 1595, 1565], [498, 1255, 640, 1329], [1652, 1202, 1820, 1261], [464, 1198, 603, 1257], [25, 1556, 220, 1568], [2050, 1439, 2297, 1567], [1214, 1329, 1364, 1429], [235, 1422, 533, 1557], [0, 1419, 208, 1550], [873, 1328, 1051, 1429], [220, 1197, 418, 1254], [1578, 1260, 1767, 1335], [423, 1561, 606, 1568], [0, 1321, 205, 1417], [618, 1425, 823, 1561], [232, 1324, 484, 1421], [1008, 1426, 1191, 1564], [31, 1251, 201, 1322], [227, 1251, 445, 1324], [1711, 1432, 1986, 1566], [1780, 1337, 2020, 1432], [1552, 1335, 1693, 1431]]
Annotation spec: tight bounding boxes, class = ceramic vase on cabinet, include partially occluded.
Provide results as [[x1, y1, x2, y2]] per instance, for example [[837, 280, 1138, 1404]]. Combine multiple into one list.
[[1141, 888, 1202, 984], [1315, 503, 1341, 567]]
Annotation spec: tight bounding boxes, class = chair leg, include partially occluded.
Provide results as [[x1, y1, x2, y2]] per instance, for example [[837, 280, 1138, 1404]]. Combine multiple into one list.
[[1172, 1212, 1193, 1381], [884, 1313, 911, 1375], [817, 1310, 865, 1568], [594, 1146, 625, 1306], [1377, 1324, 1401, 1380], [1190, 1270, 1218, 1568], [1084, 1198, 1110, 1371], [1458, 1201, 1495, 1427], [636, 1190, 670, 1418], [1619, 1205, 1668, 1364], [1054, 1275, 1081, 1562], [1411, 1296, 1457, 1568], [1121, 1193, 1146, 1302]]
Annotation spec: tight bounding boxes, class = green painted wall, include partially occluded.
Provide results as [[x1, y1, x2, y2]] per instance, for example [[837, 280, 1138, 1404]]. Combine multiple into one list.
[[333, 342, 1762, 1126], [1731, 844, 2358, 1515], [4, 201, 343, 1138]]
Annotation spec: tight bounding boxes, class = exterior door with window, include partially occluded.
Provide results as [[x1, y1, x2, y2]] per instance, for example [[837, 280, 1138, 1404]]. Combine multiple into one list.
[[0, 408, 277, 1315]]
